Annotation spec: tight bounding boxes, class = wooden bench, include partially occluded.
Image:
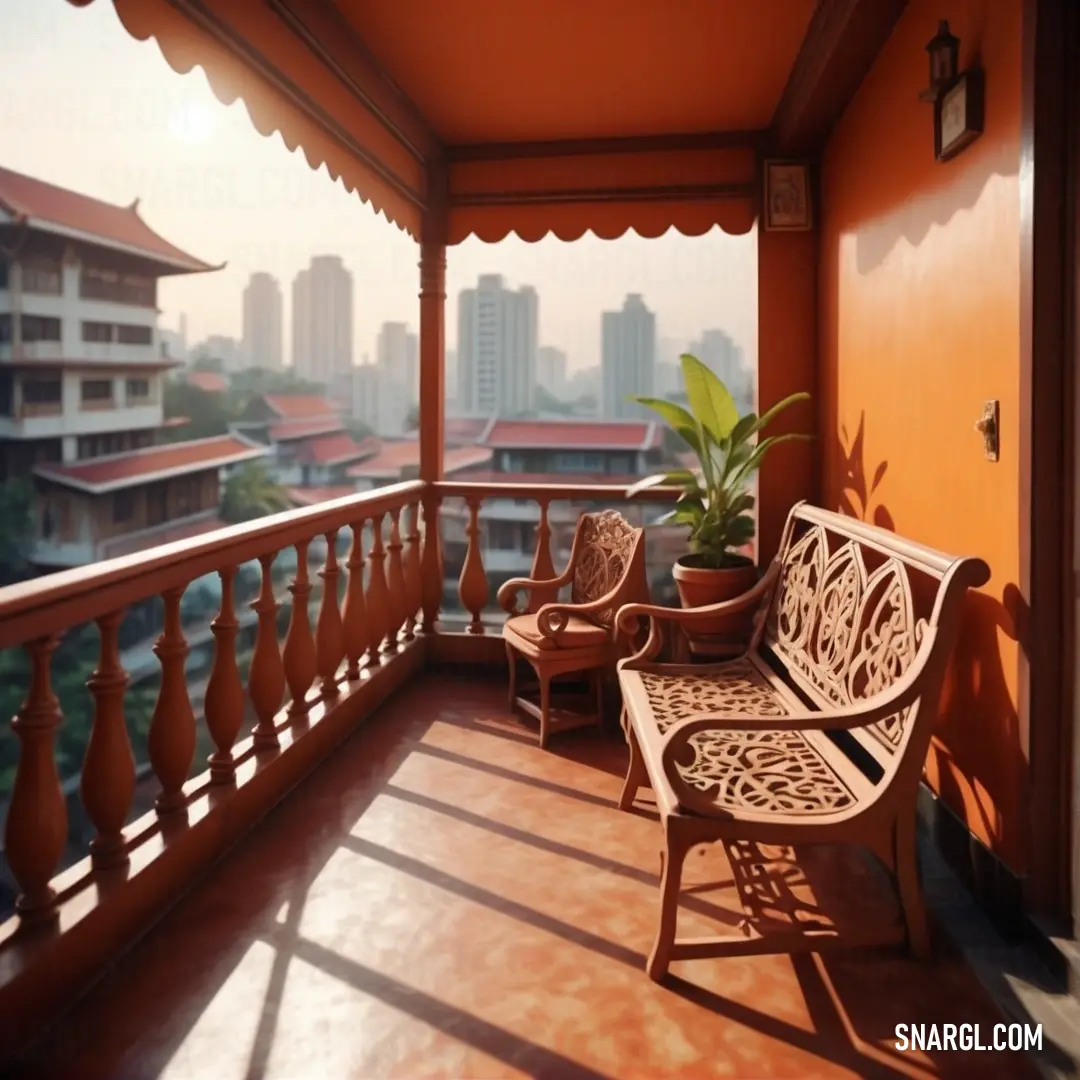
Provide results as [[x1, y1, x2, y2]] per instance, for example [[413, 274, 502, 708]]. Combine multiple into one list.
[[614, 501, 990, 981]]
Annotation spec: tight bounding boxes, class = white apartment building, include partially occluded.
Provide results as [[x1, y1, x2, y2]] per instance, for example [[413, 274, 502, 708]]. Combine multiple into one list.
[[456, 274, 537, 417], [0, 165, 257, 568], [537, 345, 567, 399], [242, 271, 283, 369], [601, 293, 656, 420], [343, 361, 409, 438], [376, 320, 418, 405], [292, 255, 353, 386]]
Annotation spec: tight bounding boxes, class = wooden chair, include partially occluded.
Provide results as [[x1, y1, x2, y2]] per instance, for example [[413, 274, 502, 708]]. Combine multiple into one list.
[[614, 502, 989, 980], [498, 510, 648, 747]]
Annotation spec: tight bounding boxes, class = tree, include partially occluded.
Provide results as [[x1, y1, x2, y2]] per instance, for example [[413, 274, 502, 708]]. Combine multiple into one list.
[[163, 381, 234, 442], [220, 462, 293, 523], [0, 477, 35, 586], [191, 354, 225, 373]]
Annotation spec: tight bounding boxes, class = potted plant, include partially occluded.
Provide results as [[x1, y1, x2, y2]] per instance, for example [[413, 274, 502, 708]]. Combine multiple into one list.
[[627, 353, 811, 646]]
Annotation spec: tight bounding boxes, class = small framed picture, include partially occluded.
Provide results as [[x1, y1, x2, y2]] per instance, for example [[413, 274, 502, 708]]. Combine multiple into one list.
[[763, 160, 812, 231], [935, 69, 984, 162]]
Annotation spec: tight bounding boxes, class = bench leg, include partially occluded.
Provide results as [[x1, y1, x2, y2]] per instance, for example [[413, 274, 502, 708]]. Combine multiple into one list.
[[618, 725, 648, 811], [647, 829, 691, 982], [895, 815, 930, 959]]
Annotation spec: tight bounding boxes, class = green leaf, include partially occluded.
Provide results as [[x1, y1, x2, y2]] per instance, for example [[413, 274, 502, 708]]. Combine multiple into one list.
[[681, 354, 740, 442], [728, 432, 812, 491], [750, 392, 811, 437], [727, 412, 758, 449], [625, 470, 695, 498]]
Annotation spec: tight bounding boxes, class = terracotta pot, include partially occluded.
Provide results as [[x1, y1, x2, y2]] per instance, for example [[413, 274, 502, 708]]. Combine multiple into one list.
[[672, 555, 758, 648]]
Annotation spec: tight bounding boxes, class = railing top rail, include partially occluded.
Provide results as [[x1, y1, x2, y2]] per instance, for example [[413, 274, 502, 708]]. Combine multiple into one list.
[[432, 481, 684, 501], [0, 480, 424, 650]]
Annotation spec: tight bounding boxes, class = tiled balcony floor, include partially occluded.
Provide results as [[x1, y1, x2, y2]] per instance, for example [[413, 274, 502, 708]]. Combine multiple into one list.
[[12, 675, 1036, 1079]]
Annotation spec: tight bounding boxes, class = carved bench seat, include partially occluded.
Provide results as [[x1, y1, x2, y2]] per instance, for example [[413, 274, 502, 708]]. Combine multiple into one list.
[[614, 502, 990, 981]]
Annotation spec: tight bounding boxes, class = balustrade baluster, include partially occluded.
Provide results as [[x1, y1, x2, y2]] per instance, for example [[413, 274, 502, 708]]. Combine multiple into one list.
[[149, 588, 196, 812], [528, 499, 559, 612], [205, 566, 245, 783], [342, 519, 370, 679], [459, 496, 489, 634], [283, 538, 317, 718], [420, 494, 443, 634], [383, 508, 407, 654], [403, 501, 422, 640], [4, 635, 67, 918], [366, 514, 389, 664], [316, 530, 346, 699], [249, 552, 285, 749], [82, 610, 135, 867]]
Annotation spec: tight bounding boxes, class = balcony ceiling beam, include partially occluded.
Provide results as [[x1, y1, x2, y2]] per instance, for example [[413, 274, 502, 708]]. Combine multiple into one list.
[[769, 0, 908, 157]]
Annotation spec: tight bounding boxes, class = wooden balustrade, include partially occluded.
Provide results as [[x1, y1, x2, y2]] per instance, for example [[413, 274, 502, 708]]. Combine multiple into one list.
[[0, 481, 423, 927], [0, 472, 681, 1032]]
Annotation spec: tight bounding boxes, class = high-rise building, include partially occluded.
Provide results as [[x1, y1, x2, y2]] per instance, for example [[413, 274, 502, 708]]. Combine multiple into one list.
[[242, 272, 283, 369], [601, 294, 656, 420], [292, 255, 353, 385], [457, 275, 537, 417], [375, 321, 418, 404], [537, 345, 567, 399]]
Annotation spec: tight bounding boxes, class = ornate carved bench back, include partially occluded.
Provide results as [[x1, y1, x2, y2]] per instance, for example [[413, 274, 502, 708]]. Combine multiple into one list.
[[763, 507, 940, 774], [570, 510, 644, 628]]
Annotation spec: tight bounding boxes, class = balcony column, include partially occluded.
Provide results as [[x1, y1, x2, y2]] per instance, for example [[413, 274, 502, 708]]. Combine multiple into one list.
[[419, 165, 447, 630]]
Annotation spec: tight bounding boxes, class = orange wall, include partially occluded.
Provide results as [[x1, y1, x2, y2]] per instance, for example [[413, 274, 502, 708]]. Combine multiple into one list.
[[819, 0, 1027, 869]]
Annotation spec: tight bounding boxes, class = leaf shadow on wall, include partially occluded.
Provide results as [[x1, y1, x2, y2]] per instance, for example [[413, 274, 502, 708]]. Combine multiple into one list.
[[836, 412, 894, 531], [836, 410, 1023, 881]]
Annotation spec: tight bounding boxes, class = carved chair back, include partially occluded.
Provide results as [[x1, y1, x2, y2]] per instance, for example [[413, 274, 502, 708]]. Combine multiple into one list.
[[566, 510, 647, 629], [759, 503, 986, 789]]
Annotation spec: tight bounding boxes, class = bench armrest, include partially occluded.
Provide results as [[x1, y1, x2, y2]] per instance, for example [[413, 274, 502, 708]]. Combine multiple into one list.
[[533, 579, 624, 641], [615, 560, 780, 666], [497, 564, 575, 615]]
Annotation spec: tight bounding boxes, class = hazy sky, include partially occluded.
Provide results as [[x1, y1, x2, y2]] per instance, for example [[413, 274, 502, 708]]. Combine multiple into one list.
[[2, 0, 757, 374]]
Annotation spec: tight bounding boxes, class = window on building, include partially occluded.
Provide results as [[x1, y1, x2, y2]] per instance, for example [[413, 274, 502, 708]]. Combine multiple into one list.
[[22, 378, 62, 405], [21, 260, 62, 295], [554, 452, 603, 472], [116, 324, 152, 346], [147, 483, 168, 527], [0, 262, 8, 290], [20, 315, 61, 342], [82, 321, 113, 343], [81, 378, 114, 405], [0, 372, 12, 416], [0, 315, 11, 344], [80, 267, 155, 306], [112, 491, 135, 524], [174, 476, 201, 517], [125, 378, 151, 403]]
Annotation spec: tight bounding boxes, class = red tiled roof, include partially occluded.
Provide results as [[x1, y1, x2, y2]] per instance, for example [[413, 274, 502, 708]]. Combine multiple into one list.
[[286, 486, 357, 508], [100, 515, 228, 560], [262, 394, 338, 419], [444, 416, 489, 445], [34, 435, 265, 493], [185, 371, 228, 394], [481, 419, 661, 451], [269, 416, 345, 441], [295, 432, 373, 466], [347, 441, 492, 479], [450, 470, 646, 487], [0, 166, 218, 274]]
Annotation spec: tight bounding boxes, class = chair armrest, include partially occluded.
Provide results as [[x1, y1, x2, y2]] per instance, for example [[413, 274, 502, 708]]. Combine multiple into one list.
[[535, 584, 623, 641], [497, 565, 575, 614]]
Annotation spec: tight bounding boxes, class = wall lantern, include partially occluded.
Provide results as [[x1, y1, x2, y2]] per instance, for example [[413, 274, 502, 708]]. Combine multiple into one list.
[[919, 20, 960, 101], [918, 20, 984, 162]]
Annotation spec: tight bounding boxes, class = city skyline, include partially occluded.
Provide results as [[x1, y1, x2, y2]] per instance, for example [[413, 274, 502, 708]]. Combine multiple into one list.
[[0, 0, 758, 377]]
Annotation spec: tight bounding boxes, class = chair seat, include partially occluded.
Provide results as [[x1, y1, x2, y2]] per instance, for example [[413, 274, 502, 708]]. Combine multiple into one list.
[[504, 612, 610, 651]]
